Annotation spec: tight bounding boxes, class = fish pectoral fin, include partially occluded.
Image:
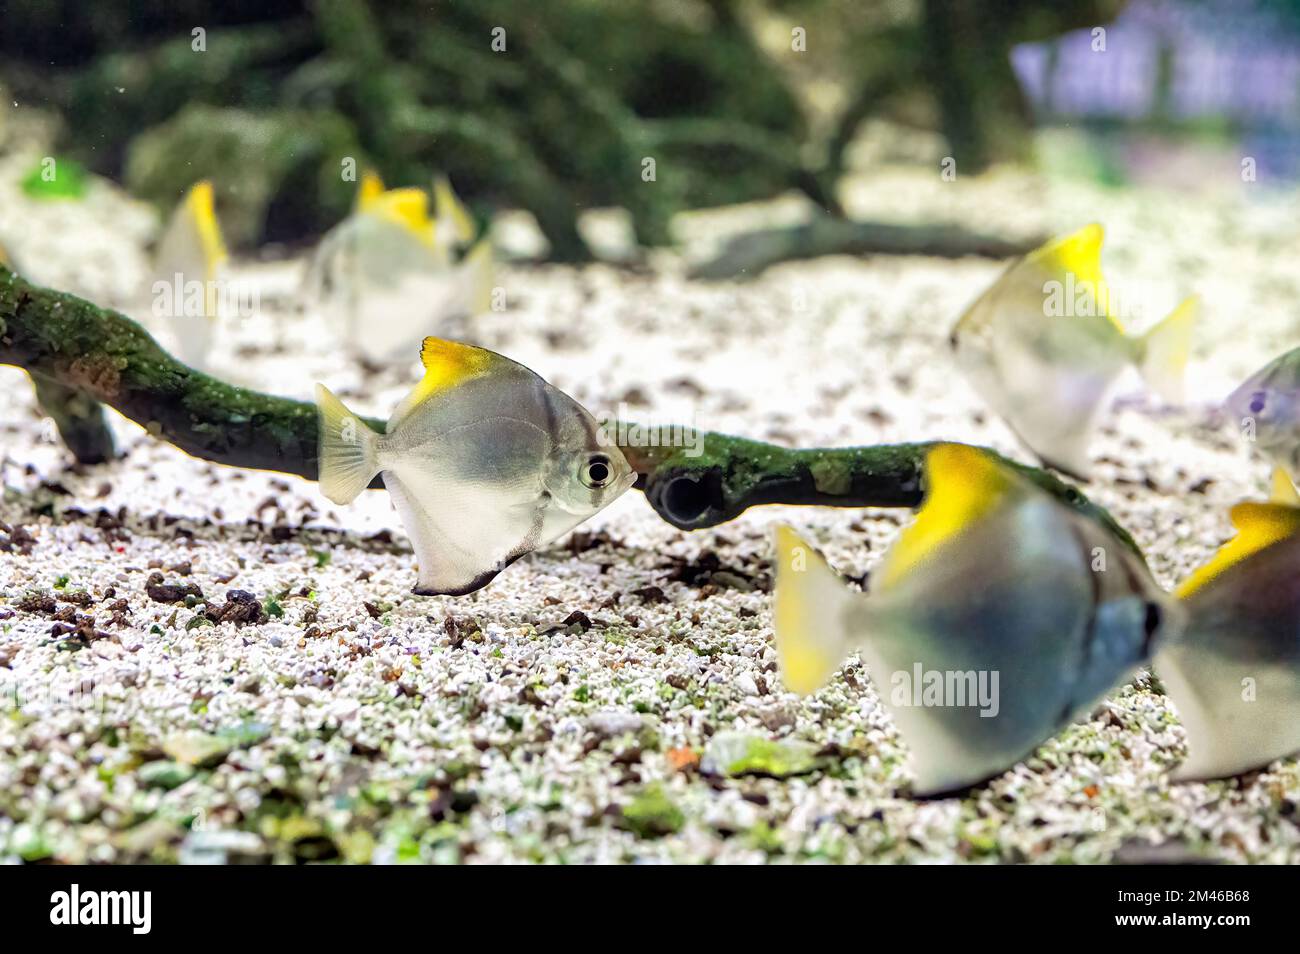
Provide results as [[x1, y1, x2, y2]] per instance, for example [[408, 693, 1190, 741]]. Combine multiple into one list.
[[772, 526, 853, 695], [1135, 294, 1197, 403]]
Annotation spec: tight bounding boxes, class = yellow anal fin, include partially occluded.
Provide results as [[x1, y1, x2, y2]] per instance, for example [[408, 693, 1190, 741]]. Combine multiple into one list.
[[1176, 500, 1300, 598], [877, 444, 1013, 589]]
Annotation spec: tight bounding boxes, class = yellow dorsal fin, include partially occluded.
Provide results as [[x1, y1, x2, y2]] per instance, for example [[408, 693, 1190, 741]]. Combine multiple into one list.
[[186, 180, 228, 279], [419, 336, 498, 379], [1176, 501, 1300, 599], [382, 188, 431, 230], [357, 170, 386, 210], [185, 181, 227, 320], [877, 444, 1014, 589], [374, 188, 436, 246], [1029, 223, 1121, 333], [1271, 467, 1300, 506], [388, 338, 504, 429], [0, 240, 10, 267], [435, 175, 476, 245]]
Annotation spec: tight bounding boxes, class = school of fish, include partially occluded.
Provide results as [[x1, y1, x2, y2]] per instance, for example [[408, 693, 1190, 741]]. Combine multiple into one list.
[[8, 174, 1296, 793]]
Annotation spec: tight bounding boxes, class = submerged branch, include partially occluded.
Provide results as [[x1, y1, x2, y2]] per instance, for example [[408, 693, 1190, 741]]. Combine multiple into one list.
[[0, 265, 1138, 557], [690, 216, 1042, 281], [29, 374, 117, 465]]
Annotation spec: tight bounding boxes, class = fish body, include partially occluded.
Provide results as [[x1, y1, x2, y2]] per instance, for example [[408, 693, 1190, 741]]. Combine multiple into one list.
[[1156, 502, 1300, 780], [151, 181, 228, 370], [1223, 346, 1300, 492], [773, 444, 1170, 795], [316, 338, 634, 595], [952, 224, 1196, 477], [303, 172, 492, 364]]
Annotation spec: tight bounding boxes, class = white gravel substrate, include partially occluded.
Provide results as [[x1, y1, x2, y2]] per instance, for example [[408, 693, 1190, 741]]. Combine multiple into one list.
[[2, 138, 1299, 863]]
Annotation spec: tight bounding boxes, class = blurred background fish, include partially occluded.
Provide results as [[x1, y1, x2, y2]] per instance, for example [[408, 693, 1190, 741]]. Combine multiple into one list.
[[301, 172, 494, 365], [1159, 500, 1300, 780], [1224, 345, 1300, 496], [147, 180, 229, 370], [771, 444, 1170, 795], [952, 224, 1197, 477]]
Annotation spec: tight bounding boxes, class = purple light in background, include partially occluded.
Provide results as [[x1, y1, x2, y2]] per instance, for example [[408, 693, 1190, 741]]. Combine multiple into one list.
[[1013, 0, 1300, 125], [1050, 25, 1158, 119]]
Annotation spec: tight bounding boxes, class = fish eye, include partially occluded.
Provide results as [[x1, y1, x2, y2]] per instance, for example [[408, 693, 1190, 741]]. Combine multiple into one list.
[[581, 454, 612, 489], [1249, 392, 1267, 415], [1143, 602, 1162, 639]]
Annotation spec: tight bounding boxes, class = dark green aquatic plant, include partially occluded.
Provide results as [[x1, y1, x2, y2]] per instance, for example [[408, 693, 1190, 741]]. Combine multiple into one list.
[[0, 0, 1116, 261], [0, 264, 1139, 559]]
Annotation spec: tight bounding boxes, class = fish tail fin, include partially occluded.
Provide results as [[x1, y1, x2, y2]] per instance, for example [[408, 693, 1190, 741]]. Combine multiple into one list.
[[772, 525, 855, 695], [435, 175, 477, 245], [1136, 295, 1197, 403], [1270, 466, 1300, 506], [461, 238, 495, 316], [315, 384, 382, 505]]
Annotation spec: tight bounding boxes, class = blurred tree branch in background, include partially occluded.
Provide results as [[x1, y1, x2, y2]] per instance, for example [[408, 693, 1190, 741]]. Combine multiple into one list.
[[1, 0, 1121, 263]]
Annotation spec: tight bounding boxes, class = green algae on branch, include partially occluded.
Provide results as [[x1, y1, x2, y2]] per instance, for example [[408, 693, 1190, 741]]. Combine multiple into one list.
[[0, 264, 1138, 558], [618, 428, 1141, 558]]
